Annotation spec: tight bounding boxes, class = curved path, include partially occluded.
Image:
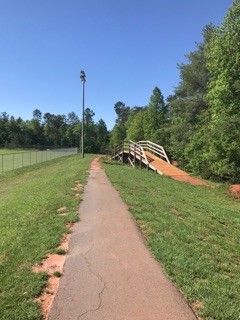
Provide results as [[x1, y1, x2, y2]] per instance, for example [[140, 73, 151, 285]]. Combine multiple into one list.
[[48, 159, 197, 320]]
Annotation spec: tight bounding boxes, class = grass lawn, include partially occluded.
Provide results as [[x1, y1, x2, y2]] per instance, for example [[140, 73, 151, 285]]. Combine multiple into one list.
[[0, 154, 94, 320], [104, 160, 240, 320], [0, 148, 32, 154]]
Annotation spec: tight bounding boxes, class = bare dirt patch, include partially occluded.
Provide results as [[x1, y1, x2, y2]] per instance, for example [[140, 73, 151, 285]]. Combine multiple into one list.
[[90, 156, 101, 170], [229, 184, 240, 199], [192, 300, 204, 320], [56, 206, 69, 216], [171, 174, 207, 186], [33, 228, 72, 319], [71, 183, 83, 193]]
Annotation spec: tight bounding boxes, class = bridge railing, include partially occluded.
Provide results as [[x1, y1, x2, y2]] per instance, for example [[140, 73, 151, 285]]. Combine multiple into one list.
[[112, 140, 170, 165], [138, 140, 170, 163], [128, 140, 149, 165]]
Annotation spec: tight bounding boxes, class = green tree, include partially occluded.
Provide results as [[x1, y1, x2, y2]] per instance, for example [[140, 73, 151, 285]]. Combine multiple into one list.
[[126, 109, 145, 141], [0, 112, 10, 146], [65, 112, 80, 147], [96, 119, 109, 153], [28, 109, 45, 146], [114, 101, 130, 123], [144, 87, 168, 142], [203, 0, 240, 180], [168, 24, 215, 165], [43, 113, 66, 147], [110, 101, 130, 148], [83, 108, 98, 152]]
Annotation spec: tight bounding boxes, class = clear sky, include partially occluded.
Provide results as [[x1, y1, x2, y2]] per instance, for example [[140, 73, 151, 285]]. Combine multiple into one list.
[[0, 0, 234, 129]]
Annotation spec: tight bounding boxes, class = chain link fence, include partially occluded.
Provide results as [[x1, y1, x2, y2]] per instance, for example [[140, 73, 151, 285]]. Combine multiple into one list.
[[0, 148, 78, 173]]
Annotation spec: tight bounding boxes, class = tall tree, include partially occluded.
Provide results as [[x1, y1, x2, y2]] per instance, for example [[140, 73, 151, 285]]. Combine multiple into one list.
[[43, 113, 66, 147], [126, 109, 145, 142], [0, 112, 9, 146], [96, 119, 109, 153], [83, 108, 97, 152], [203, 0, 240, 180], [114, 101, 130, 123], [144, 87, 168, 142], [110, 101, 130, 147], [28, 109, 45, 145], [65, 112, 80, 147], [168, 24, 215, 164]]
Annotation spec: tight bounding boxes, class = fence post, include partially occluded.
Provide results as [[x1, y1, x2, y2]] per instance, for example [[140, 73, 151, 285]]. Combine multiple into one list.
[[1, 154, 3, 173], [13, 154, 14, 170], [134, 144, 136, 166]]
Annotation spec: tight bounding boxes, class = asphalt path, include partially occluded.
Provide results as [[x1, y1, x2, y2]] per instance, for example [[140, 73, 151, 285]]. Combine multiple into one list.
[[48, 161, 197, 320]]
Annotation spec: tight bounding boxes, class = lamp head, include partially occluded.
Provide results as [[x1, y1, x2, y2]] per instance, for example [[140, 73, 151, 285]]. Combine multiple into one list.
[[80, 70, 86, 83]]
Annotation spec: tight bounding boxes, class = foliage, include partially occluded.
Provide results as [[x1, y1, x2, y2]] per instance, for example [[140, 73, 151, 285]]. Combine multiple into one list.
[[203, 0, 240, 180], [167, 24, 215, 165], [0, 109, 110, 154], [104, 161, 240, 320], [113, 87, 168, 147], [110, 101, 130, 147], [126, 109, 145, 141], [182, 1, 240, 182], [143, 87, 168, 143]]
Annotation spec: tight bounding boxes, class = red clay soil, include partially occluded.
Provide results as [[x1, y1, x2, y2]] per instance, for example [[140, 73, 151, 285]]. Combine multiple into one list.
[[171, 174, 207, 186], [229, 184, 240, 199], [90, 156, 101, 170], [33, 231, 72, 319]]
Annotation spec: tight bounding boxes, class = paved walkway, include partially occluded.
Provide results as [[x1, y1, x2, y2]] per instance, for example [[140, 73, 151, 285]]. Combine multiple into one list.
[[48, 161, 197, 320]]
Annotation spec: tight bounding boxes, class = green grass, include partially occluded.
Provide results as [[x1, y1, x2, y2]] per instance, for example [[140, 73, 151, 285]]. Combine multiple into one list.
[[104, 161, 240, 320], [0, 148, 33, 154], [0, 154, 94, 320]]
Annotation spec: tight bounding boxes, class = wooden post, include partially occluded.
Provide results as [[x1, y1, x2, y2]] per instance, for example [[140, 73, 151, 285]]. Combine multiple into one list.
[[134, 144, 136, 166]]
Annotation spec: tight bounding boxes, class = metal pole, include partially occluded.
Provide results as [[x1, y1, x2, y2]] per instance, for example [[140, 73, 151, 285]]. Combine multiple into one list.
[[80, 70, 86, 159], [82, 80, 85, 158]]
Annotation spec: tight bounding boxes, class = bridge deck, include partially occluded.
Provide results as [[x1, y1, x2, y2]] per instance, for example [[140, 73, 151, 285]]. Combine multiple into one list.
[[145, 152, 206, 185]]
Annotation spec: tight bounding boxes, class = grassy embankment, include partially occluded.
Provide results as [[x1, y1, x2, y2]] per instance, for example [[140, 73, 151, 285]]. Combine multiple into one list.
[[0, 154, 93, 320], [104, 160, 240, 320]]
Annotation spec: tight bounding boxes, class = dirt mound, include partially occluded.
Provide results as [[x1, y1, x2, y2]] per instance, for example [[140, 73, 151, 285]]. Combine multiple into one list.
[[230, 184, 240, 199]]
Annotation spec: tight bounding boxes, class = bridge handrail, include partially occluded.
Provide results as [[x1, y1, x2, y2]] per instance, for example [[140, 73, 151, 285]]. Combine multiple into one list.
[[129, 140, 149, 165], [138, 140, 170, 163]]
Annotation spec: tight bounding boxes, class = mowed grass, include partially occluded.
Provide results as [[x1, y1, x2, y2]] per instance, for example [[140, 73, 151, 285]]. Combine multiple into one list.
[[104, 161, 240, 320], [0, 154, 94, 320], [0, 148, 32, 154]]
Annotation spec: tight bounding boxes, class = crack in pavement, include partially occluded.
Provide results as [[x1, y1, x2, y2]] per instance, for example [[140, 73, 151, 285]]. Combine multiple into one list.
[[78, 244, 107, 319]]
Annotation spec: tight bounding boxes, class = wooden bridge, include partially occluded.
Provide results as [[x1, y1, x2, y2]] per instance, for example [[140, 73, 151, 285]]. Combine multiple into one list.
[[112, 140, 205, 185]]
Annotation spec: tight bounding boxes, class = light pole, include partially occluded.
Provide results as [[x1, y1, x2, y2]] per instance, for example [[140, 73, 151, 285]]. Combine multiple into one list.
[[80, 70, 86, 158]]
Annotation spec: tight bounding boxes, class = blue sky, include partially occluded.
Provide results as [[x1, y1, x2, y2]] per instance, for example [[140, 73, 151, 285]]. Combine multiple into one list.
[[0, 0, 234, 129]]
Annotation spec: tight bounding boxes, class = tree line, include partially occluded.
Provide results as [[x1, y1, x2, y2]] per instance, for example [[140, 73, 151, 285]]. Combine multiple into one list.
[[0, 108, 109, 153], [110, 1, 240, 182]]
